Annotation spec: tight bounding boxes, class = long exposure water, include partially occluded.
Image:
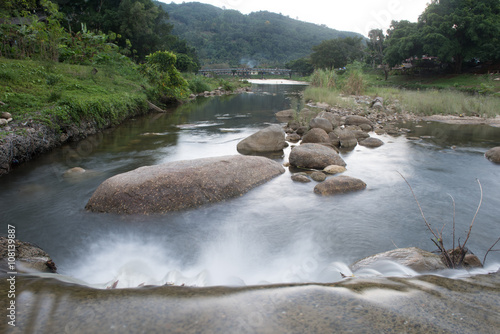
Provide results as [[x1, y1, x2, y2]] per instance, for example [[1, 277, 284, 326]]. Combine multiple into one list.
[[1, 83, 500, 333]]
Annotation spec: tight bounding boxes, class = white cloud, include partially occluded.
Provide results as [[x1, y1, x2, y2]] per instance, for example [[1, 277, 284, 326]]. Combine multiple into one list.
[[162, 0, 430, 36]]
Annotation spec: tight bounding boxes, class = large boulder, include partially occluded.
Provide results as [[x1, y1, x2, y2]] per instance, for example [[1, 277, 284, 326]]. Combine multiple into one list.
[[86, 155, 285, 214], [289, 143, 346, 169], [237, 124, 287, 154], [0, 237, 57, 273], [318, 111, 341, 128], [485, 147, 500, 163], [314, 175, 366, 196], [309, 117, 333, 133], [350, 247, 447, 273], [301, 128, 331, 144]]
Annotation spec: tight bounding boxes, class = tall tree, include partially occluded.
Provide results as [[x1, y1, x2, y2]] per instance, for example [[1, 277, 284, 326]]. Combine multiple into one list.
[[383, 20, 422, 67], [418, 0, 500, 73]]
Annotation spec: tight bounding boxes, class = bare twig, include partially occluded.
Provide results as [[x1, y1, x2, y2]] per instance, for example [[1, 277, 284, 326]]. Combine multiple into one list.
[[483, 236, 500, 265], [447, 193, 456, 252], [462, 179, 483, 248]]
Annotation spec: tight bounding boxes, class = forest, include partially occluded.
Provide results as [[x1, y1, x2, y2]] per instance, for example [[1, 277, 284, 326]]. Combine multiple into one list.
[[156, 1, 363, 68]]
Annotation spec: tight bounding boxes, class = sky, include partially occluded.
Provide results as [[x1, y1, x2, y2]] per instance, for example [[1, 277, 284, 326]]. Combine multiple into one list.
[[162, 0, 431, 37]]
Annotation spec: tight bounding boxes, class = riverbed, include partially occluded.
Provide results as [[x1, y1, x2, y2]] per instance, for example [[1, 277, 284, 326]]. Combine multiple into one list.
[[1, 83, 499, 332]]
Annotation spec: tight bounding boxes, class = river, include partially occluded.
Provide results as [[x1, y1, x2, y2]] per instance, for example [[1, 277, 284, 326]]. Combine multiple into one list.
[[1, 83, 499, 333]]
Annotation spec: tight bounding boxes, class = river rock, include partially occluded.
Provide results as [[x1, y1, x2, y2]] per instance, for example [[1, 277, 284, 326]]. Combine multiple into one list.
[[86, 155, 285, 214], [359, 123, 373, 132], [1, 111, 12, 119], [237, 124, 288, 154], [332, 128, 357, 148], [63, 167, 86, 177], [275, 109, 295, 121], [359, 137, 384, 148], [289, 143, 346, 169], [0, 119, 7, 126], [291, 173, 311, 183], [318, 111, 341, 128], [311, 171, 326, 182], [301, 128, 330, 144], [309, 117, 333, 133], [286, 133, 301, 142], [350, 247, 447, 273], [345, 115, 373, 129], [323, 165, 347, 174], [485, 147, 500, 163], [314, 175, 366, 196], [0, 237, 57, 273]]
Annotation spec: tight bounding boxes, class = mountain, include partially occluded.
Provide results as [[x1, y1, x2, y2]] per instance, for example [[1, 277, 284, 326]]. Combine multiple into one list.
[[156, 1, 364, 68]]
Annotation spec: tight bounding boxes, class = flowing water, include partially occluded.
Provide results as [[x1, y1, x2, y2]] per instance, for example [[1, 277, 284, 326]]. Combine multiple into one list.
[[1, 83, 500, 332]]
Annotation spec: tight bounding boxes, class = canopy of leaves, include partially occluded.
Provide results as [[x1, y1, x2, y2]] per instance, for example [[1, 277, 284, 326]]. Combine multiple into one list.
[[384, 0, 500, 73], [56, 0, 199, 64], [310, 37, 365, 70], [157, 1, 364, 67]]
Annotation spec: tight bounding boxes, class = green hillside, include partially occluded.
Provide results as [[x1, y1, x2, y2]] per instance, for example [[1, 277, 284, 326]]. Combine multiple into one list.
[[156, 1, 364, 67]]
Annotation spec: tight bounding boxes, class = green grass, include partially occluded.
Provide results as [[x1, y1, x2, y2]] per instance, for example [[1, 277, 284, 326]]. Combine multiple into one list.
[[0, 58, 149, 131], [365, 71, 500, 96], [182, 73, 251, 94], [305, 85, 500, 118]]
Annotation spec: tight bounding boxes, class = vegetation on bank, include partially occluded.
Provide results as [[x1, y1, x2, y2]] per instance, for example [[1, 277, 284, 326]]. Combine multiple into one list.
[[0, 58, 149, 135], [304, 66, 500, 118]]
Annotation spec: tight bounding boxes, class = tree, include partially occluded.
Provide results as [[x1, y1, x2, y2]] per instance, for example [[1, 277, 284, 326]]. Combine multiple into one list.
[[286, 57, 314, 76], [384, 20, 422, 67], [367, 28, 390, 80], [418, 0, 500, 73], [310, 37, 364, 69]]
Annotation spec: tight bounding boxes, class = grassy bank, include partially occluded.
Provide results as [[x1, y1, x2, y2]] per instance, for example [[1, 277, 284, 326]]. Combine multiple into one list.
[[304, 68, 500, 118], [0, 58, 150, 135]]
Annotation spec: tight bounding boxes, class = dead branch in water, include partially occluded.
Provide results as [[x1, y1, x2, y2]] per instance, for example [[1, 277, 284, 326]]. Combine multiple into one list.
[[483, 236, 500, 265], [397, 173, 491, 269]]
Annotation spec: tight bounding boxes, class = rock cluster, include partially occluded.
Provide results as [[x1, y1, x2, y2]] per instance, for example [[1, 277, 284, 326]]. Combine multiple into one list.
[[0, 111, 13, 126], [0, 237, 57, 273]]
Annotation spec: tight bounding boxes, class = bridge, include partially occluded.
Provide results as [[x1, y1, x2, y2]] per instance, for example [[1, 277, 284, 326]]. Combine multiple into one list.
[[198, 68, 292, 78]]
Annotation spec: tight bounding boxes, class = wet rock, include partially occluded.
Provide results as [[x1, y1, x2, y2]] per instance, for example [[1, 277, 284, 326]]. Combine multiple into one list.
[[311, 171, 326, 182], [485, 147, 500, 163], [275, 109, 295, 121], [289, 143, 346, 169], [0, 237, 57, 273], [309, 117, 333, 133], [237, 124, 288, 154], [359, 123, 372, 132], [350, 247, 447, 273], [286, 133, 301, 143], [314, 175, 366, 196], [323, 165, 347, 175], [301, 128, 330, 144], [345, 115, 373, 128], [359, 137, 384, 148], [318, 111, 341, 128], [63, 167, 86, 177], [86, 155, 285, 214], [332, 128, 357, 149], [291, 173, 311, 183]]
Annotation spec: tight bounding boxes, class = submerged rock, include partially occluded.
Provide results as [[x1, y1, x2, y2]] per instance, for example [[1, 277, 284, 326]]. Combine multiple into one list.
[[86, 155, 285, 214], [237, 124, 288, 155], [291, 173, 311, 183], [350, 247, 447, 273], [359, 137, 384, 148], [314, 175, 366, 196], [485, 147, 500, 163], [0, 237, 57, 273], [289, 143, 346, 169]]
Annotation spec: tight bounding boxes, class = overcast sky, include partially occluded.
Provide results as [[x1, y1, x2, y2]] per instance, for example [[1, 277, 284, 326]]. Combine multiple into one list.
[[162, 0, 430, 37]]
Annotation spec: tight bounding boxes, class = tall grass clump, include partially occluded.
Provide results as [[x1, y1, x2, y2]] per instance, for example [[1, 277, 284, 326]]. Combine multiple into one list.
[[310, 69, 337, 88]]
